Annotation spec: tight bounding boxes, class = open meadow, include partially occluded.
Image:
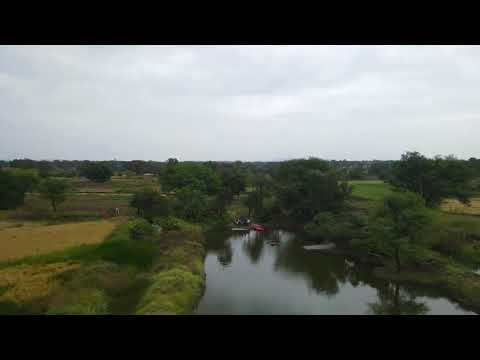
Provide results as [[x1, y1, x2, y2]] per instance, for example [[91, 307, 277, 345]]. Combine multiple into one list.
[[348, 180, 393, 201], [0, 218, 126, 263], [349, 180, 480, 217]]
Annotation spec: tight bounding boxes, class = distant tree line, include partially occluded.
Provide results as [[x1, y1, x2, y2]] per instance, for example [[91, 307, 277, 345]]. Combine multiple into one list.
[[2, 152, 479, 225], [2, 157, 480, 184]]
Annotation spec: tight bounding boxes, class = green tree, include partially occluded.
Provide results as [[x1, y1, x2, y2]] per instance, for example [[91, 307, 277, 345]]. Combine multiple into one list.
[[304, 212, 338, 240], [130, 188, 170, 221], [275, 158, 351, 221], [0, 169, 39, 210], [244, 190, 264, 218], [250, 172, 273, 194], [174, 186, 208, 221], [161, 162, 221, 195], [221, 167, 247, 198], [37, 178, 70, 212], [348, 167, 366, 180], [37, 161, 55, 177], [127, 160, 146, 175], [80, 162, 113, 183], [372, 191, 431, 272], [211, 187, 234, 216], [390, 151, 475, 207]]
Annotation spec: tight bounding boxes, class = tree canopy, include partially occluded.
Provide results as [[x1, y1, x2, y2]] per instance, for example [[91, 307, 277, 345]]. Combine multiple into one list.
[[80, 162, 113, 183], [390, 151, 475, 207], [0, 169, 39, 210], [161, 161, 221, 195], [372, 191, 432, 271], [274, 158, 351, 221], [37, 177, 70, 212], [130, 188, 170, 221]]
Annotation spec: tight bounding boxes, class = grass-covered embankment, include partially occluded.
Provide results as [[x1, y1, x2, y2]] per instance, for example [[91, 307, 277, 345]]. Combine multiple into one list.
[[136, 221, 206, 314], [0, 217, 207, 315]]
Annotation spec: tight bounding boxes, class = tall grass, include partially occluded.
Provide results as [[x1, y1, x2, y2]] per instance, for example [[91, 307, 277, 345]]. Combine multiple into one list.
[[6, 222, 157, 270], [349, 180, 393, 201]]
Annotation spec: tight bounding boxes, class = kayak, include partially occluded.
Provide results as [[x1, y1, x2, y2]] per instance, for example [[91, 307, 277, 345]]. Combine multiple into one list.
[[250, 224, 266, 232]]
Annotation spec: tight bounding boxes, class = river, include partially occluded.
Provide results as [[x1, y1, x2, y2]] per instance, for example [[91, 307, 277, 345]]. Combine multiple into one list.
[[195, 230, 476, 315]]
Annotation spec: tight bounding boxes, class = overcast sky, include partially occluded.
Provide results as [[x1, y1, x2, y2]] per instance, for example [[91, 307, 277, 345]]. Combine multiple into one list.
[[1, 45, 479, 161]]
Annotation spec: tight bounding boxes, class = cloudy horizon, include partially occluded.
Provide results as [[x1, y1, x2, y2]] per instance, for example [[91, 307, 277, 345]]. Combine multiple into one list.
[[1, 45, 479, 162]]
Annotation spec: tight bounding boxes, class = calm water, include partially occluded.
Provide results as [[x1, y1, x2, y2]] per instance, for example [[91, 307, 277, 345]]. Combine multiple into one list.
[[195, 230, 476, 315]]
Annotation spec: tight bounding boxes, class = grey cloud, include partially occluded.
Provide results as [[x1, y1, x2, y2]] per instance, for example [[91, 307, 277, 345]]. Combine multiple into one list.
[[1, 45, 479, 161]]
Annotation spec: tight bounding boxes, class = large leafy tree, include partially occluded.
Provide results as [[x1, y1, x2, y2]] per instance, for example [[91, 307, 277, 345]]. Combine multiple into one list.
[[173, 186, 208, 221], [0, 169, 39, 209], [80, 162, 113, 183], [372, 191, 431, 272], [244, 190, 264, 218], [390, 151, 475, 207], [130, 188, 170, 221], [127, 160, 146, 175], [220, 167, 247, 198], [211, 187, 234, 216], [275, 158, 351, 221], [37, 177, 70, 212], [161, 161, 221, 195]]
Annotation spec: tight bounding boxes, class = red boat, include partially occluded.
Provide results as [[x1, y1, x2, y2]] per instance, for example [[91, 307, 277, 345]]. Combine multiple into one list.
[[249, 223, 266, 232]]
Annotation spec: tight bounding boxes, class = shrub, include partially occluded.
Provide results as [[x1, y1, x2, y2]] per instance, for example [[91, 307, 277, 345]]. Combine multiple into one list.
[[47, 288, 109, 315], [304, 211, 365, 241], [128, 218, 154, 240], [156, 216, 182, 231], [155, 216, 200, 233]]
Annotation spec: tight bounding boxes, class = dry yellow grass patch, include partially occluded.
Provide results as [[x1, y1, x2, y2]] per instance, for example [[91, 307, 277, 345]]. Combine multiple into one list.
[[0, 219, 123, 262], [0, 262, 80, 305], [442, 198, 480, 216]]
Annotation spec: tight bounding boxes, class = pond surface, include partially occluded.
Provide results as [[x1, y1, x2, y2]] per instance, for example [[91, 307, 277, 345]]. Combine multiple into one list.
[[195, 230, 476, 315]]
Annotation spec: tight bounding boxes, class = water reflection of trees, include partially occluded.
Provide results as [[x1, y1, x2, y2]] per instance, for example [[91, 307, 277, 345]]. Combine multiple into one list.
[[272, 233, 432, 313], [242, 232, 265, 264], [205, 231, 453, 314], [367, 282, 428, 315], [205, 233, 234, 268], [273, 236, 348, 297]]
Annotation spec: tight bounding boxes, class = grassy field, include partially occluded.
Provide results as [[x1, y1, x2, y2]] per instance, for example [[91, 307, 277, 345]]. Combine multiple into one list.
[[441, 198, 480, 216], [70, 175, 160, 194], [0, 218, 126, 263], [349, 180, 480, 217], [348, 180, 393, 201]]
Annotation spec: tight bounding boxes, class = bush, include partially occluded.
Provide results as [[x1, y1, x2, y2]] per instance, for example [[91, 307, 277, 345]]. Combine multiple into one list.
[[47, 288, 109, 315], [156, 216, 182, 231], [128, 218, 154, 240], [304, 211, 365, 241], [154, 216, 200, 233]]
